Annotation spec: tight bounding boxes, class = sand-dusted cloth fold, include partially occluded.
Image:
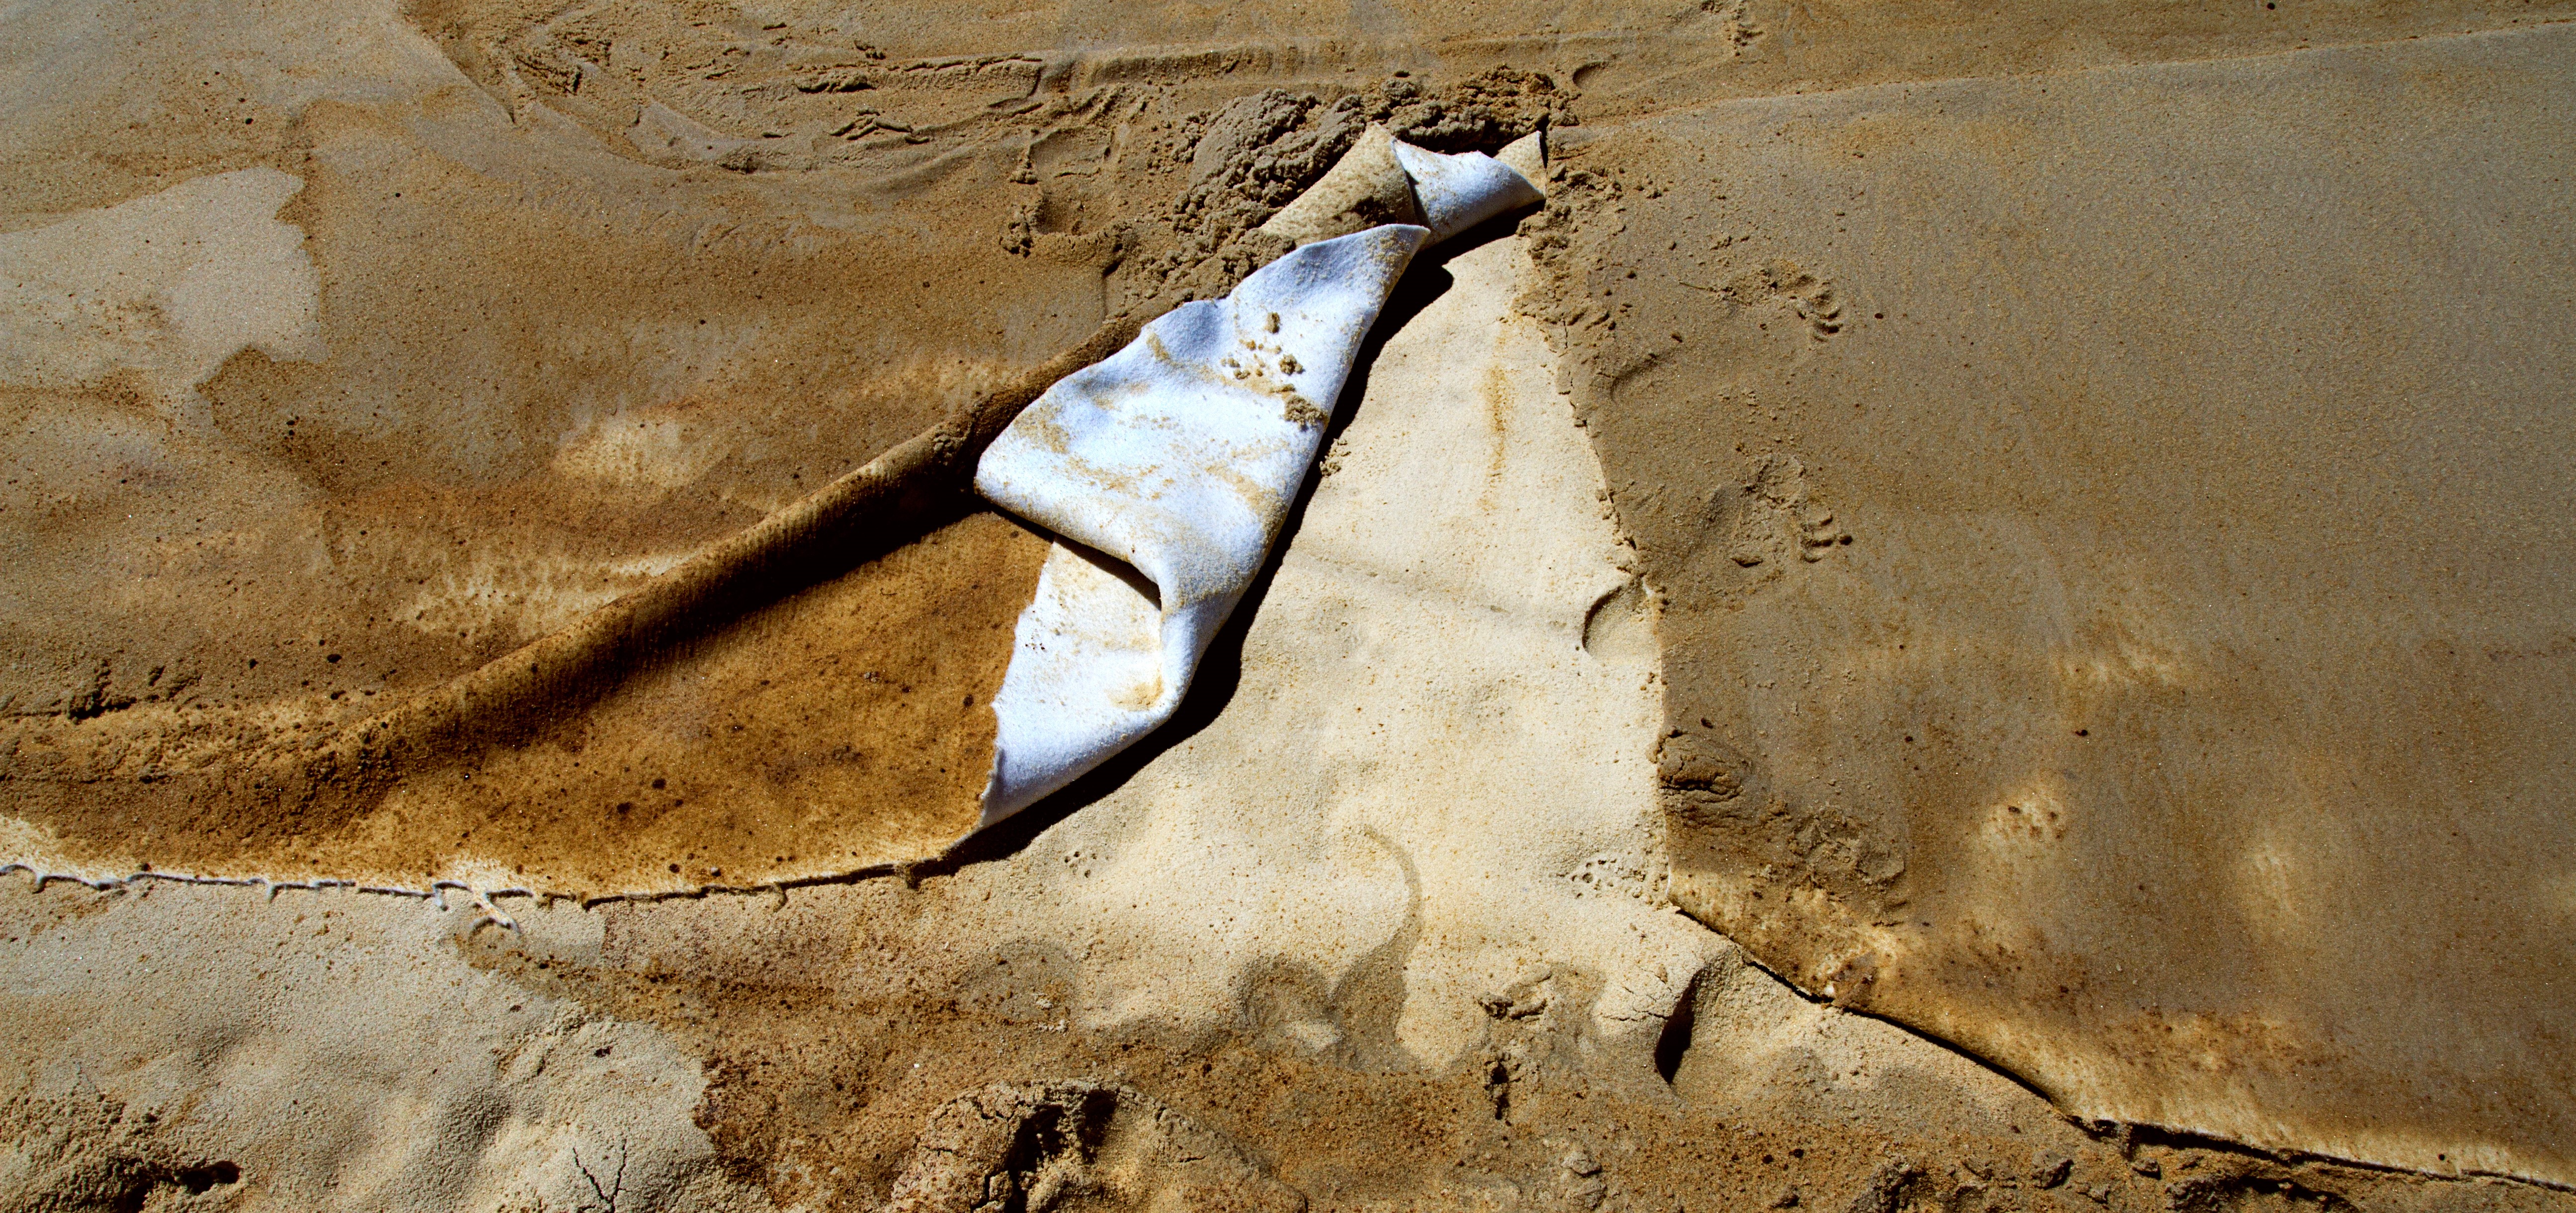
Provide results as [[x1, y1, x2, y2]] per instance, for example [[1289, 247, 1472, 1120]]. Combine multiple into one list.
[[972, 225, 1430, 822], [969, 133, 1549, 828]]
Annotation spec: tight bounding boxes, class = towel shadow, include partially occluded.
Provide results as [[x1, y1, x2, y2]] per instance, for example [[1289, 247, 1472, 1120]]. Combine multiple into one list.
[[944, 210, 1533, 867]]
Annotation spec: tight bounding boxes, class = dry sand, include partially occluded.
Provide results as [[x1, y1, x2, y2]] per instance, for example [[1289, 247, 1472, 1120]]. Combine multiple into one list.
[[5, 0, 2576, 1207]]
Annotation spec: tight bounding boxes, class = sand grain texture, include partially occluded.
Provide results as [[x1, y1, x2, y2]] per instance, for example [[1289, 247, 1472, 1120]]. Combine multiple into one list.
[[1537, 23, 2576, 1184], [6, 0, 2576, 1204]]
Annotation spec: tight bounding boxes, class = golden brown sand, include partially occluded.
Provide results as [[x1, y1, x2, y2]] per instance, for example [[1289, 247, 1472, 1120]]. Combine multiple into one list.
[[3, 512, 1043, 890], [1522, 26, 2576, 1180], [5, 0, 2576, 1207]]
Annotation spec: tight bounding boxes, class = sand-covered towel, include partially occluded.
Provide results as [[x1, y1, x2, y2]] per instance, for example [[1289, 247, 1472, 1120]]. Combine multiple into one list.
[[1390, 140, 1544, 241], [973, 226, 1426, 821], [971, 139, 1544, 827]]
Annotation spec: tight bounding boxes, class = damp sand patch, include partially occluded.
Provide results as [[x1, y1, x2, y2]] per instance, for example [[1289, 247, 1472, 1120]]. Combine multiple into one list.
[[1, 513, 1043, 895]]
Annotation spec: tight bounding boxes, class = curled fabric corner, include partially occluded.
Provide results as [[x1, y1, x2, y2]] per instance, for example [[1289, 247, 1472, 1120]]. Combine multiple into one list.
[[1258, 128, 1548, 249], [1390, 141, 1546, 242], [1256, 124, 1424, 246], [967, 135, 1546, 832], [1494, 129, 1548, 190], [973, 225, 1431, 825]]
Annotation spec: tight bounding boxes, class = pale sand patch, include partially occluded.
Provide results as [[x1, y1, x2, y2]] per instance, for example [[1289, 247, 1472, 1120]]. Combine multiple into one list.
[[0, 880, 774, 1213], [0, 168, 321, 416], [984, 231, 1720, 1060]]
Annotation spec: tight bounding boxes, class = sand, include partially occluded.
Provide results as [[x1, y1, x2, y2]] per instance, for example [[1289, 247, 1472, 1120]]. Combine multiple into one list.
[[1523, 25, 2576, 1183], [6, 0, 2576, 1206], [0, 226, 2108, 1212], [0, 0, 1574, 896]]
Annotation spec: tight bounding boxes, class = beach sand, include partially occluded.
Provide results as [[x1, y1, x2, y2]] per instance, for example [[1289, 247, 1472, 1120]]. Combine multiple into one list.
[[5, 0, 2575, 1206]]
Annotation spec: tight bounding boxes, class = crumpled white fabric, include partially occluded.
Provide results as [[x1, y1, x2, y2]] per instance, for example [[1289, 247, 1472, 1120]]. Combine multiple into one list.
[[971, 141, 1542, 826], [1390, 141, 1545, 241]]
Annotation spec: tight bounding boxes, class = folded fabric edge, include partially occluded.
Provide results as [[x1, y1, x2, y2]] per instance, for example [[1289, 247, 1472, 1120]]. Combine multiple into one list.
[[965, 228, 1430, 833], [963, 133, 1551, 838], [1390, 140, 1546, 241], [970, 555, 1246, 830]]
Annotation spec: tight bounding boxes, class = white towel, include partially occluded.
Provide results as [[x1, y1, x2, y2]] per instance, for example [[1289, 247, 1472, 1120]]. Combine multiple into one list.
[[974, 226, 1428, 821], [1390, 141, 1546, 242], [970, 139, 1544, 828]]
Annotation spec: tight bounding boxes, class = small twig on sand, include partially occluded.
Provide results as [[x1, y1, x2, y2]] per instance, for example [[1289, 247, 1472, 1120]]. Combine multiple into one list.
[[573, 1136, 628, 1213]]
